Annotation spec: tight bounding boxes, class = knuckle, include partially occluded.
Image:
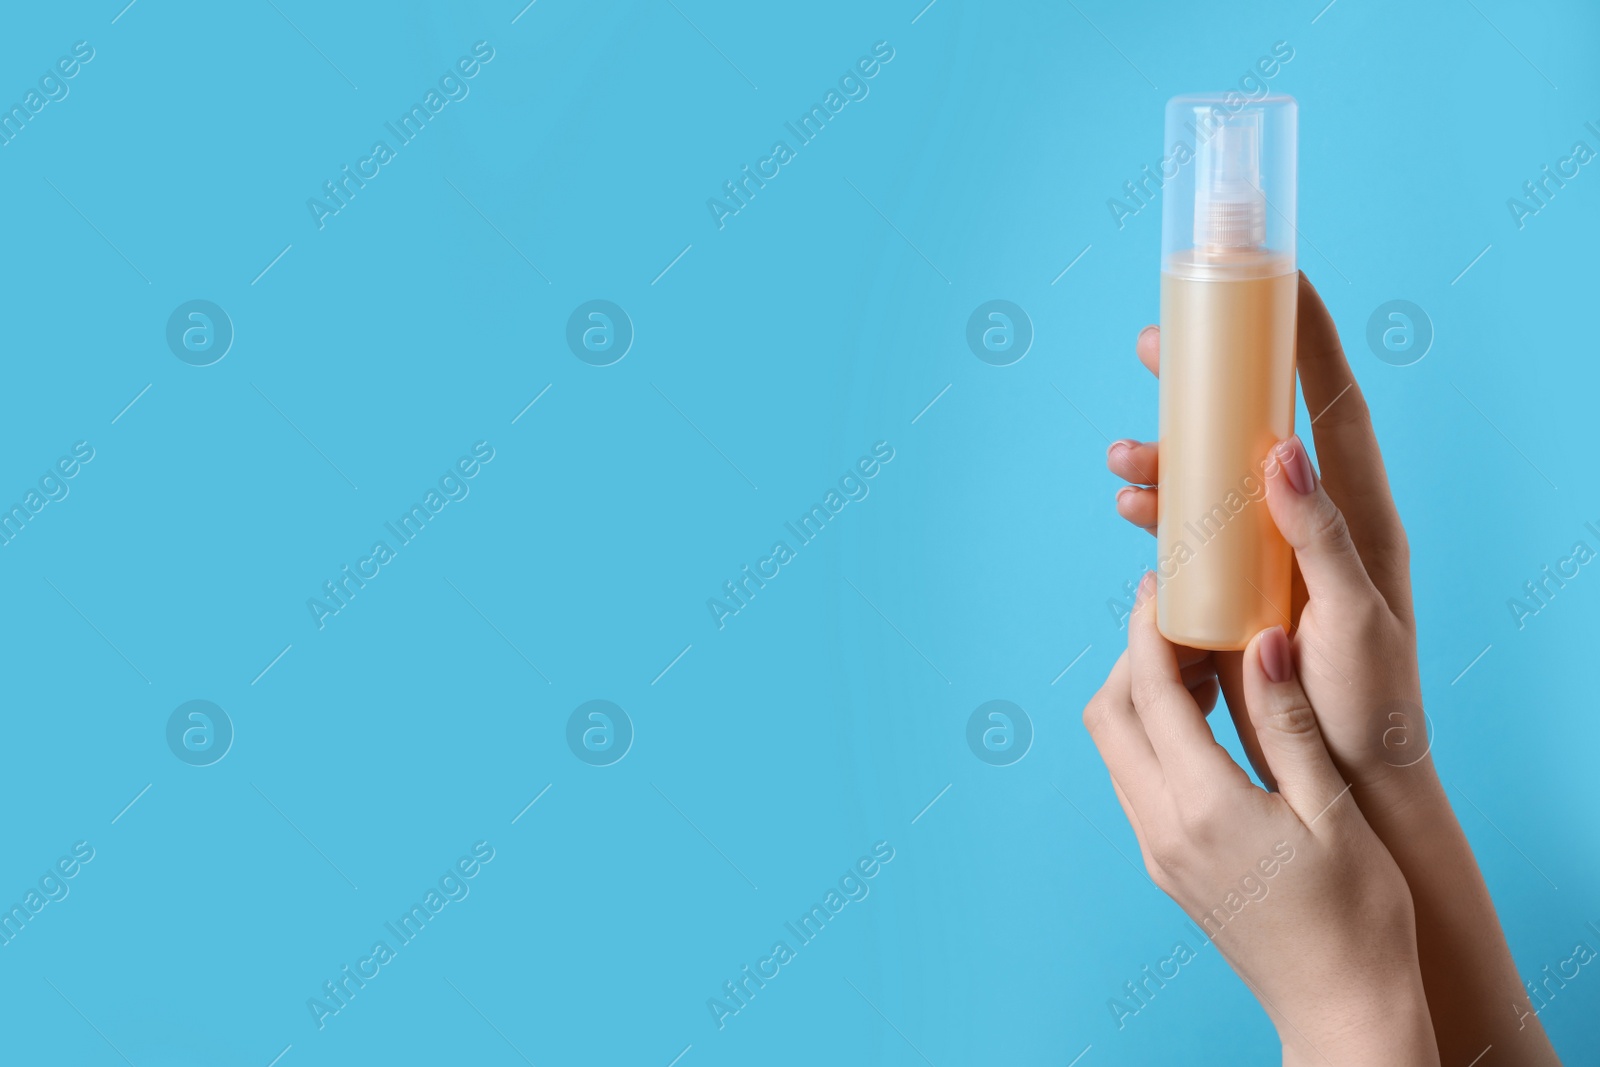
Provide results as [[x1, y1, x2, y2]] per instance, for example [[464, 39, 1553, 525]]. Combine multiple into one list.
[[1354, 589, 1389, 627], [1147, 785, 1226, 855], [1305, 494, 1355, 552], [1142, 854, 1174, 893], [1390, 525, 1412, 564], [1316, 386, 1372, 432], [1176, 793, 1224, 838], [1081, 691, 1108, 732], [1144, 825, 1186, 874], [1081, 691, 1118, 735], [1259, 696, 1320, 739], [1342, 586, 1393, 638]]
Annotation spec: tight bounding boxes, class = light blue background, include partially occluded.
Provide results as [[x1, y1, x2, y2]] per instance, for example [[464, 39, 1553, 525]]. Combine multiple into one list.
[[1, 1, 1597, 1064]]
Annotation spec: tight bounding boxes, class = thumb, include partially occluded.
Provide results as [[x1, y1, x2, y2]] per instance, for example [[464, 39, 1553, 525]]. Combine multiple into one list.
[[1241, 625, 1350, 829], [1263, 435, 1382, 617]]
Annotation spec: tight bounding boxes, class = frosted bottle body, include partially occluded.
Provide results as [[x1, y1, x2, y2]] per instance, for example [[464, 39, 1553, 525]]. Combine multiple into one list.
[[1157, 258, 1297, 649]]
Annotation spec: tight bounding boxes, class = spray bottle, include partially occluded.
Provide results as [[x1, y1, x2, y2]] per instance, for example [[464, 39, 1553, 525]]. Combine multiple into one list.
[[1156, 95, 1298, 650]]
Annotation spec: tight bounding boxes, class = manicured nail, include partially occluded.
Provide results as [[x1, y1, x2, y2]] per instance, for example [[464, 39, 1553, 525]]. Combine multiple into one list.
[[1259, 626, 1293, 684], [1275, 436, 1315, 496]]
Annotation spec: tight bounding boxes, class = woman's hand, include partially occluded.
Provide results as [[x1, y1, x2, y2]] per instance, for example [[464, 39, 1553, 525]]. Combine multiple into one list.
[[1105, 273, 1563, 1066], [1109, 274, 1424, 802], [1084, 577, 1438, 1066]]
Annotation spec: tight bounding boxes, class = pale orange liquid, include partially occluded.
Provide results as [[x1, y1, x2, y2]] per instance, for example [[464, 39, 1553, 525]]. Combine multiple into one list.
[[1157, 261, 1297, 650]]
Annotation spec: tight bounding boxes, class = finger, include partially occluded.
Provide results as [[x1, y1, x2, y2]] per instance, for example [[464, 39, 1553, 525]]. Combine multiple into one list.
[[1180, 652, 1224, 718], [1115, 486, 1157, 534], [1296, 273, 1412, 617], [1081, 650, 1161, 811], [1241, 625, 1350, 826], [1215, 652, 1277, 790], [1128, 575, 1249, 785], [1264, 435, 1384, 617], [1136, 325, 1160, 376], [1179, 659, 1214, 689], [1107, 439, 1159, 486]]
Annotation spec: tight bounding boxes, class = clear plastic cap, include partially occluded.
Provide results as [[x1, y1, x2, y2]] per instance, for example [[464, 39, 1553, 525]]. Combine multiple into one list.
[[1161, 94, 1295, 273]]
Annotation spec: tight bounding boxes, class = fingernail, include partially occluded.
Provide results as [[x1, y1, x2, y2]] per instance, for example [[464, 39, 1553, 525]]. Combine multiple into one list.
[[1275, 436, 1315, 495], [1116, 486, 1136, 506], [1107, 439, 1134, 460], [1259, 626, 1293, 684], [1138, 571, 1157, 600], [1138, 325, 1158, 343]]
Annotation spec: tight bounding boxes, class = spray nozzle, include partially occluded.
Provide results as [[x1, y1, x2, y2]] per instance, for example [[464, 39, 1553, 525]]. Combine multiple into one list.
[[1193, 109, 1267, 253]]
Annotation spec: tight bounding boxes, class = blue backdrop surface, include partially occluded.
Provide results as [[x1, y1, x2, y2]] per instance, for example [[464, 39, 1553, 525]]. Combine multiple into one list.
[[0, 1, 1597, 1064]]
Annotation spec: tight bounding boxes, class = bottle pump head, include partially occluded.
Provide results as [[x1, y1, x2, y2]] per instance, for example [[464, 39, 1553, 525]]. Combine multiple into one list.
[[1193, 111, 1265, 252]]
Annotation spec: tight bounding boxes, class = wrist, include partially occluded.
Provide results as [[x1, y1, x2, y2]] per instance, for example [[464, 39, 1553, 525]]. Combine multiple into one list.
[[1279, 975, 1439, 1066], [1352, 757, 1448, 839], [1352, 770, 1561, 1064]]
